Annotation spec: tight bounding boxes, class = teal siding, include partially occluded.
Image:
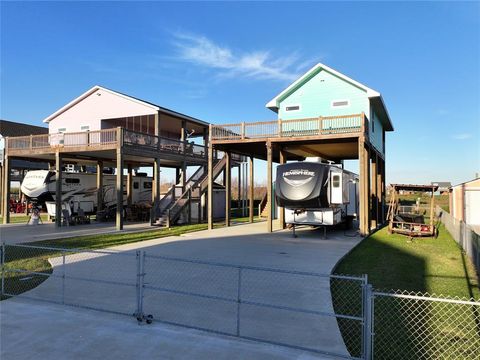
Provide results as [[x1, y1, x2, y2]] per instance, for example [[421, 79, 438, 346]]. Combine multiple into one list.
[[370, 109, 384, 154], [277, 69, 369, 120], [275, 68, 384, 155]]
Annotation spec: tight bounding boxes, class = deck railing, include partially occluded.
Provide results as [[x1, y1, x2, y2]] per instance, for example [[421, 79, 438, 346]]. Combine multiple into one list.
[[6, 128, 119, 152], [211, 113, 366, 141], [5, 128, 207, 159]]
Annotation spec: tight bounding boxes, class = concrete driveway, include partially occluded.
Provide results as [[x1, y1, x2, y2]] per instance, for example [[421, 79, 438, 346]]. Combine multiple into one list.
[[1, 222, 364, 359]]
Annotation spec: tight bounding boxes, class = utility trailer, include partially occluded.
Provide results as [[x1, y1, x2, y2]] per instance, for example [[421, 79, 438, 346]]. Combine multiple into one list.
[[275, 161, 359, 237], [387, 184, 438, 237]]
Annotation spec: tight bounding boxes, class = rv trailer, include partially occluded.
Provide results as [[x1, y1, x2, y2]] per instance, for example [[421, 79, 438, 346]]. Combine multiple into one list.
[[275, 162, 359, 236], [21, 170, 153, 216]]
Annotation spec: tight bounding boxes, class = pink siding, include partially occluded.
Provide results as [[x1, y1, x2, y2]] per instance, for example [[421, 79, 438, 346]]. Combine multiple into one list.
[[48, 88, 156, 134]]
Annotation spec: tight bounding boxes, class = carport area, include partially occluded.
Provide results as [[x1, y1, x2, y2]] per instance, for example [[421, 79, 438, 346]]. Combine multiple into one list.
[[1, 222, 364, 359]]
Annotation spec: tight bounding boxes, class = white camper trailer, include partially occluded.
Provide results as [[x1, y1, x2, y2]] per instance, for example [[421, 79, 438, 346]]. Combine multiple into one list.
[[275, 162, 359, 236], [21, 170, 152, 216]]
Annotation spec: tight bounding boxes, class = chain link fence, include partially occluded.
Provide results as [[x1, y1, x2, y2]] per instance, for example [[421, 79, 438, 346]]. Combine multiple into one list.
[[436, 206, 480, 273], [2, 243, 480, 359], [371, 290, 480, 359], [1, 244, 139, 316]]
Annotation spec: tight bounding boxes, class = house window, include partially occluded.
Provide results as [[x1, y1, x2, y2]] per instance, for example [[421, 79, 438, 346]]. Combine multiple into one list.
[[331, 100, 350, 108], [285, 105, 301, 112], [58, 128, 66, 133], [133, 182, 139, 189], [81, 126, 90, 131]]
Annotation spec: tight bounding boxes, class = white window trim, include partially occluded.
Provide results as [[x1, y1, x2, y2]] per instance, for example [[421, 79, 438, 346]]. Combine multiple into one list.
[[330, 99, 350, 109], [284, 104, 302, 112]]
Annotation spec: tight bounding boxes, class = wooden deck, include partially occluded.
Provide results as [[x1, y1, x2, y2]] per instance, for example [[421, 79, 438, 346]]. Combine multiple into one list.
[[211, 113, 367, 143], [5, 127, 207, 162]]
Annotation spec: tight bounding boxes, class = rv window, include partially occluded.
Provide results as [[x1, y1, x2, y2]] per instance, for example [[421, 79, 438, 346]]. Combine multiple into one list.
[[143, 182, 152, 189], [332, 175, 341, 188], [65, 178, 80, 184], [81, 126, 90, 131], [133, 182, 139, 189], [58, 128, 66, 133]]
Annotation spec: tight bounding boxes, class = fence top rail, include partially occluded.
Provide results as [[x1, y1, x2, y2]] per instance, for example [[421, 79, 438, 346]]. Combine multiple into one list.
[[145, 252, 366, 280], [2, 242, 137, 257], [373, 291, 480, 305]]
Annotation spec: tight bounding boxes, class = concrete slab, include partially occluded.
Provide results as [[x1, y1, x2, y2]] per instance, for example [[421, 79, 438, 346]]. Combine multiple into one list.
[[0, 298, 330, 360], [2, 222, 364, 359]]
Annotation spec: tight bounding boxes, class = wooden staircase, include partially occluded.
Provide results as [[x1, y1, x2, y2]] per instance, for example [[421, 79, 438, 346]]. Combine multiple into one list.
[[153, 156, 228, 226]]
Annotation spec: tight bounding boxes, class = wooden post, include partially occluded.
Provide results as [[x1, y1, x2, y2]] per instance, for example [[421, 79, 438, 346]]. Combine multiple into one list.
[[266, 142, 273, 233], [376, 154, 382, 226], [116, 148, 124, 231], [0, 163, 3, 218], [381, 157, 386, 223], [153, 157, 160, 222], [358, 139, 371, 236], [279, 149, 286, 229], [181, 161, 187, 190], [249, 156, 254, 223], [207, 126, 214, 230], [371, 153, 378, 229], [2, 156, 11, 224], [96, 161, 103, 211], [225, 152, 231, 227], [55, 152, 62, 228], [127, 164, 133, 208], [154, 111, 160, 137]]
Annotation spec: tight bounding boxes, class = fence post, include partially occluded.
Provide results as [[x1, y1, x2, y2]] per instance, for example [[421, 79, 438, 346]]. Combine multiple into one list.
[[363, 283, 374, 360], [62, 251, 66, 305], [236, 267, 242, 336], [135, 250, 142, 319], [1, 242, 5, 297]]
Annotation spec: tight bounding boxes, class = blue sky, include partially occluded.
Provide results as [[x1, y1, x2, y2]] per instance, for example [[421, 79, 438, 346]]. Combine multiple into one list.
[[1, 1, 479, 185]]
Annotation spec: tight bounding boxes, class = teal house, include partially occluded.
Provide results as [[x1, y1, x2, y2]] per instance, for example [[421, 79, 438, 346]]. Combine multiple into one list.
[[266, 63, 394, 156]]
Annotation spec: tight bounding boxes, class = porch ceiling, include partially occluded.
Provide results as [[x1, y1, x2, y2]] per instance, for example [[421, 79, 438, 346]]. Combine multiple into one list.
[[214, 138, 359, 162]]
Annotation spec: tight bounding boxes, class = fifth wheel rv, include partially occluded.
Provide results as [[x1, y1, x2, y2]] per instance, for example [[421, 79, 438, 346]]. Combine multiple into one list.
[[275, 162, 359, 236], [21, 170, 152, 216]]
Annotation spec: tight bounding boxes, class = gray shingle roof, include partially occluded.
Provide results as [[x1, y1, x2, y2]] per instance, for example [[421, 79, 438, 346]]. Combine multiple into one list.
[[0, 119, 48, 137]]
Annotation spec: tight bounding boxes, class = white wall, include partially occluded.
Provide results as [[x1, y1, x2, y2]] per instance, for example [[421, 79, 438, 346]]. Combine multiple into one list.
[[48, 88, 156, 134]]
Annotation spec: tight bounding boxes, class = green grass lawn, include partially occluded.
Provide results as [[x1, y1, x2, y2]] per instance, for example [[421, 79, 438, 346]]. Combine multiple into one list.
[[1, 216, 261, 300], [332, 225, 480, 359], [0, 214, 50, 224]]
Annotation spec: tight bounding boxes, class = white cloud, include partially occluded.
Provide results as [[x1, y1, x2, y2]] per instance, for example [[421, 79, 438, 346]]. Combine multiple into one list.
[[452, 133, 472, 140], [172, 32, 304, 82]]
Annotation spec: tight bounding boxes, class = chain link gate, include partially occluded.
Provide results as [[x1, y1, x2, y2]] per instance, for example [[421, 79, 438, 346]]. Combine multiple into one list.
[[138, 252, 369, 359], [14, 243, 480, 359]]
